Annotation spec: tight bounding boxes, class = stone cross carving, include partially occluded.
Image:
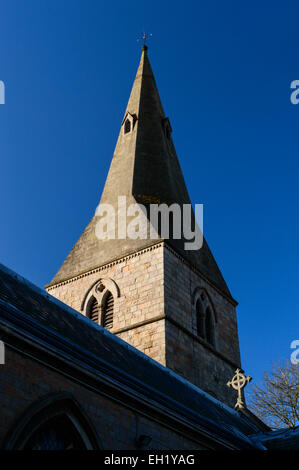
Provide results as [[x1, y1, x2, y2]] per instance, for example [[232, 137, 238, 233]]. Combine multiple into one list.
[[137, 32, 152, 46], [227, 368, 252, 409]]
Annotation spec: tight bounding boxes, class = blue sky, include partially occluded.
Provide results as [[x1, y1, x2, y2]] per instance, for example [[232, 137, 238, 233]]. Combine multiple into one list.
[[0, 1, 298, 388]]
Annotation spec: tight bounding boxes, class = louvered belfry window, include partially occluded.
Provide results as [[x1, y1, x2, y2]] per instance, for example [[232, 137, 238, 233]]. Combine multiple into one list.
[[89, 297, 100, 323], [102, 291, 114, 329]]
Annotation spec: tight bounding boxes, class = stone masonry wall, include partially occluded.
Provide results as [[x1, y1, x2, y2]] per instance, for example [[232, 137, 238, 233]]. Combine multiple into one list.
[[0, 347, 206, 449], [164, 246, 242, 408], [47, 242, 242, 408], [47, 244, 166, 366]]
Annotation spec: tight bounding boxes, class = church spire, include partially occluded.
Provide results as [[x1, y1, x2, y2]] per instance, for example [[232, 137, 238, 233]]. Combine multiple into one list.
[[48, 47, 232, 299], [100, 44, 189, 208]]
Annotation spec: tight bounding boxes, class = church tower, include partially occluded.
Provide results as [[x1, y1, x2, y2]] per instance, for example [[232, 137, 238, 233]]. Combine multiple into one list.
[[46, 46, 242, 407]]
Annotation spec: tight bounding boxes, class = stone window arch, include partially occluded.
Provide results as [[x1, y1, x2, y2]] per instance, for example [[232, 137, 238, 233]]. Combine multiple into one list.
[[4, 393, 101, 450], [82, 278, 120, 330], [192, 287, 217, 348]]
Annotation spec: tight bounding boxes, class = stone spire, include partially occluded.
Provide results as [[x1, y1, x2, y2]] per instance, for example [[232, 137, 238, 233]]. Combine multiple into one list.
[[48, 47, 232, 299], [100, 44, 190, 207]]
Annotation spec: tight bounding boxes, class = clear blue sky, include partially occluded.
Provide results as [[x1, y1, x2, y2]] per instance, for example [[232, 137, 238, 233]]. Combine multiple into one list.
[[0, 1, 298, 389]]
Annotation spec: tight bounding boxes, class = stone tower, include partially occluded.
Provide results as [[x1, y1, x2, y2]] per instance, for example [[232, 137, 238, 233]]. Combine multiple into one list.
[[46, 46, 242, 407]]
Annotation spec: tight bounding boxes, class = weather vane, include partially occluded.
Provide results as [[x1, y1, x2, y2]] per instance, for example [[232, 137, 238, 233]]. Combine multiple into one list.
[[227, 368, 252, 410], [137, 32, 152, 46]]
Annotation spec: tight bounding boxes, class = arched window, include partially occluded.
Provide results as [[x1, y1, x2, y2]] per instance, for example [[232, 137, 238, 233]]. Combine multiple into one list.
[[4, 393, 101, 450], [88, 297, 100, 323], [124, 118, 131, 134], [82, 278, 119, 330], [102, 291, 114, 329], [24, 414, 86, 450], [193, 288, 216, 348]]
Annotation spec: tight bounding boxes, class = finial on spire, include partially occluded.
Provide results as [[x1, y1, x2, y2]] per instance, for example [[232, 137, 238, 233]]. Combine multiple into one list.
[[227, 368, 252, 410], [137, 32, 152, 50]]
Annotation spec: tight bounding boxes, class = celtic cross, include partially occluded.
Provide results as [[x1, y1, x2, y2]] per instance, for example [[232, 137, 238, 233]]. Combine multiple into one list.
[[227, 368, 252, 409]]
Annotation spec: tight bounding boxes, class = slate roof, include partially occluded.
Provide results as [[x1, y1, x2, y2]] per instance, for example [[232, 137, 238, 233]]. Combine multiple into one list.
[[0, 263, 264, 449], [255, 426, 299, 450], [48, 46, 233, 301]]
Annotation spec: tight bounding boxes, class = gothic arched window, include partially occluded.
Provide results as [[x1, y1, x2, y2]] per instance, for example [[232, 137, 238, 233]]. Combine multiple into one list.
[[24, 415, 85, 450], [194, 289, 216, 348], [4, 394, 100, 450], [102, 291, 114, 329], [83, 278, 119, 330]]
